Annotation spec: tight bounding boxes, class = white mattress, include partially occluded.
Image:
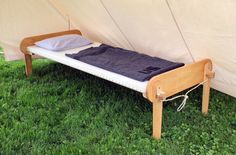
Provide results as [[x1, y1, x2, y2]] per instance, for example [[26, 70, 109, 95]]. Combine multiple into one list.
[[27, 43, 148, 93]]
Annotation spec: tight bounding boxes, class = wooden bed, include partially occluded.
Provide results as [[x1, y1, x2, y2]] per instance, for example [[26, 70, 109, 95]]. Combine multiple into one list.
[[20, 29, 215, 140]]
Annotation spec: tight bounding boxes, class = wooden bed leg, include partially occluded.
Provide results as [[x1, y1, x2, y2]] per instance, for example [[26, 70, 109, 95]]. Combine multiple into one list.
[[202, 79, 211, 115], [202, 62, 214, 115], [153, 99, 163, 140], [24, 54, 32, 77]]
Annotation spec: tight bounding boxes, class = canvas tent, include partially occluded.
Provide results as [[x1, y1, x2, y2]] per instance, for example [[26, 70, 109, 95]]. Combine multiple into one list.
[[0, 0, 236, 97]]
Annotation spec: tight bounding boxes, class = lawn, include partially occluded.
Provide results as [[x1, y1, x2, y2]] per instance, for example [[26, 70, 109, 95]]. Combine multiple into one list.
[[0, 54, 235, 154]]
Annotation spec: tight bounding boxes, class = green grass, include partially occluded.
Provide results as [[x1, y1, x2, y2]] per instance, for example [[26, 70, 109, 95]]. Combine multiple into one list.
[[0, 47, 3, 53], [0, 55, 235, 154]]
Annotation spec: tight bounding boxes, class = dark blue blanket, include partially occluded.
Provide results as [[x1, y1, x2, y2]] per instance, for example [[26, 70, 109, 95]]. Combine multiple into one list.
[[66, 44, 184, 81]]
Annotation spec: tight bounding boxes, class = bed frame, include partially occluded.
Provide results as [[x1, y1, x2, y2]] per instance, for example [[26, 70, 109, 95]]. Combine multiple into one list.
[[20, 29, 215, 140]]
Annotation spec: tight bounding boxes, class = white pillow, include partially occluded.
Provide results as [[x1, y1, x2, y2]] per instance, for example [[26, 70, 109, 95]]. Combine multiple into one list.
[[35, 34, 92, 51]]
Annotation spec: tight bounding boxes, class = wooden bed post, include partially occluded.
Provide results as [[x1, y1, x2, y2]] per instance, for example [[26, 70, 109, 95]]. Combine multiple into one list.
[[24, 54, 32, 77], [202, 62, 214, 114], [202, 80, 210, 114], [153, 88, 165, 139], [153, 99, 163, 139]]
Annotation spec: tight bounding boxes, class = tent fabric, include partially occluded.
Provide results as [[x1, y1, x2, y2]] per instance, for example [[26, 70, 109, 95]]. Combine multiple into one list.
[[0, 0, 236, 97], [0, 0, 69, 60]]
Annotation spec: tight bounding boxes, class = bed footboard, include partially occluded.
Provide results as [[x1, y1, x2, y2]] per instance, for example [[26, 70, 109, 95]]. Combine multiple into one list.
[[146, 59, 214, 139], [20, 29, 82, 76]]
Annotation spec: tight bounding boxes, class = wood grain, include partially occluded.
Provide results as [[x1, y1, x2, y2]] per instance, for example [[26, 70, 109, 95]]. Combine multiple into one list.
[[24, 54, 32, 76], [153, 99, 163, 140], [202, 61, 213, 114]]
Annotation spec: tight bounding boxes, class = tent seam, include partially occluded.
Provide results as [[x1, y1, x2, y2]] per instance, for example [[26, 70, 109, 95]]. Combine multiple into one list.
[[99, 0, 135, 50], [165, 0, 195, 62], [48, 0, 72, 30]]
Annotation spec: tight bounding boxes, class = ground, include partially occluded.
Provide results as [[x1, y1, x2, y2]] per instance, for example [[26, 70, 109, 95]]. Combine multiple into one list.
[[0, 54, 235, 154]]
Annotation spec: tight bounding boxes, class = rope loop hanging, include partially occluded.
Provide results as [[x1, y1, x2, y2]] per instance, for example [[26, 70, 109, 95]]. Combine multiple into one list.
[[161, 80, 208, 111]]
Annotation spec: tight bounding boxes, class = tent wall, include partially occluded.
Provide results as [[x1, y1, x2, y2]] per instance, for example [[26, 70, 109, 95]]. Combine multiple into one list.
[[0, 0, 69, 61], [50, 0, 134, 50], [168, 0, 236, 97], [0, 0, 235, 97]]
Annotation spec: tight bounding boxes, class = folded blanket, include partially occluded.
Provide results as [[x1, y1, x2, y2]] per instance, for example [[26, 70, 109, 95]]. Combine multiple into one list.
[[66, 44, 184, 81]]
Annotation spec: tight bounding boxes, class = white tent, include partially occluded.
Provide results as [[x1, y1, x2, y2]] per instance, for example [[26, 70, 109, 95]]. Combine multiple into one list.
[[0, 0, 236, 97]]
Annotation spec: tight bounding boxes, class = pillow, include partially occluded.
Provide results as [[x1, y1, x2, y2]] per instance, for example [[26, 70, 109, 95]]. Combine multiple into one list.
[[35, 34, 92, 51]]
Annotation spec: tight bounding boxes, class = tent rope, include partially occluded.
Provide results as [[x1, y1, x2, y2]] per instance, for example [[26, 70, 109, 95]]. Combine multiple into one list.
[[165, 0, 195, 62], [162, 80, 208, 111]]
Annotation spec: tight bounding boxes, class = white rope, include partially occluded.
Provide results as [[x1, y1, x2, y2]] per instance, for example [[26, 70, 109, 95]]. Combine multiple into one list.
[[162, 80, 208, 111]]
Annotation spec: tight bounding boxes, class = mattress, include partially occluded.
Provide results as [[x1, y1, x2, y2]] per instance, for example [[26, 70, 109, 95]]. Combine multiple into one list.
[[27, 43, 148, 93]]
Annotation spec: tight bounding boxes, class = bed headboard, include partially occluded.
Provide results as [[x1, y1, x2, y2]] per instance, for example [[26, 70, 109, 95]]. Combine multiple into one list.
[[20, 29, 81, 54]]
